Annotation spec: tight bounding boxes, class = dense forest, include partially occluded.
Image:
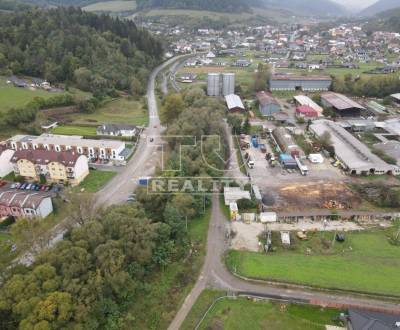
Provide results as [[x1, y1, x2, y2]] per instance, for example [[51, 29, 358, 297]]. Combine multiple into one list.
[[136, 0, 260, 13], [0, 7, 163, 97], [0, 90, 228, 329]]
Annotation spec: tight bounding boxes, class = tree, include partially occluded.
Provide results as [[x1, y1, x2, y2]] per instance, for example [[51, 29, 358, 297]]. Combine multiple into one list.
[[254, 63, 271, 92], [227, 113, 243, 134], [161, 94, 185, 124], [171, 194, 196, 230]]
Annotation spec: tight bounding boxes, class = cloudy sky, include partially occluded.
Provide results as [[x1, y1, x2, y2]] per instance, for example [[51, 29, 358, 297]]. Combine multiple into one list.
[[332, 0, 377, 10]]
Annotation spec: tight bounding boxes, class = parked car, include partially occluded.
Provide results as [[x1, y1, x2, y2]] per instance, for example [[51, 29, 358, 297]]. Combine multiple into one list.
[[26, 184, 32, 190], [20, 183, 27, 190], [0, 180, 6, 187]]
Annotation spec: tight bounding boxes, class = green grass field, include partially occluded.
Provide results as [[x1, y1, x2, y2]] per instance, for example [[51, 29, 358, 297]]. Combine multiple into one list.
[[83, 0, 136, 12], [184, 292, 341, 330], [227, 228, 400, 296], [77, 170, 116, 193], [0, 78, 63, 114], [51, 125, 97, 136], [70, 97, 148, 127]]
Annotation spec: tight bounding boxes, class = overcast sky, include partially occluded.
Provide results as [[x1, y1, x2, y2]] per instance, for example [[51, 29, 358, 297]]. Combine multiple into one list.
[[332, 0, 377, 10]]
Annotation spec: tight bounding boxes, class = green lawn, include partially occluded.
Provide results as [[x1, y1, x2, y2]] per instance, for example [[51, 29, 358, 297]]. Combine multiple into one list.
[[227, 229, 400, 296], [70, 97, 148, 127], [123, 207, 212, 329], [0, 78, 63, 114], [83, 0, 136, 12], [77, 170, 116, 193], [186, 293, 341, 330], [51, 125, 97, 136]]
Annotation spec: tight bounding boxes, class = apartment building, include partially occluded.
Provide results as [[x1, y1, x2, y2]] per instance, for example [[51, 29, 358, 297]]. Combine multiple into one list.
[[0, 190, 53, 218], [7, 134, 127, 162], [0, 145, 14, 178], [11, 149, 89, 186]]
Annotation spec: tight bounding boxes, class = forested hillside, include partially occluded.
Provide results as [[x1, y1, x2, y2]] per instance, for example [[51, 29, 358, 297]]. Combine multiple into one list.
[[0, 7, 163, 97], [365, 8, 400, 33], [136, 0, 259, 13], [19, 0, 98, 6]]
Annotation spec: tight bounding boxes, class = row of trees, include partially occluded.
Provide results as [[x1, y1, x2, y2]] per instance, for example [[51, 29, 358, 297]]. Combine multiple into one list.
[[0, 7, 163, 98], [331, 74, 400, 98]]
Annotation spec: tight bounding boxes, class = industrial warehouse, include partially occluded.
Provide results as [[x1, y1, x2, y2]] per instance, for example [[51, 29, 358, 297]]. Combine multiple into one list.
[[321, 92, 366, 117], [310, 119, 400, 176], [269, 75, 332, 91]]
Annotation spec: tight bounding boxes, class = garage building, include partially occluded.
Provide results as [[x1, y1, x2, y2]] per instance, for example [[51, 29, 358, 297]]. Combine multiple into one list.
[[270, 75, 332, 91]]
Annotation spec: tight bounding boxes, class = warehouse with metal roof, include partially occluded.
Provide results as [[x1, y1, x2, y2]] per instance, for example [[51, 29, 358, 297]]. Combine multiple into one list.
[[321, 92, 365, 117], [310, 119, 400, 176], [270, 75, 332, 91], [225, 94, 245, 112]]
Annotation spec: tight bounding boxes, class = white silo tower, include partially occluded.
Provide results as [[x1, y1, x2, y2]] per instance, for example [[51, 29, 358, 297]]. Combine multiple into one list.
[[222, 73, 235, 96], [207, 73, 221, 96]]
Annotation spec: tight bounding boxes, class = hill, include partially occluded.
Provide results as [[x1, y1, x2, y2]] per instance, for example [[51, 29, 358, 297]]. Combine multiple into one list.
[[365, 8, 400, 32], [136, 0, 347, 15], [0, 7, 162, 97], [360, 0, 400, 16], [263, 0, 347, 16], [136, 0, 257, 13]]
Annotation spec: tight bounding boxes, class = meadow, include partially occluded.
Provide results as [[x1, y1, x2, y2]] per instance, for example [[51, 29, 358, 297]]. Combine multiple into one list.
[[226, 228, 400, 296], [83, 0, 136, 12]]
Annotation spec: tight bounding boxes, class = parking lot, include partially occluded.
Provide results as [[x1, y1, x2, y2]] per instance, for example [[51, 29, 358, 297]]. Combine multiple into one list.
[[242, 135, 345, 189]]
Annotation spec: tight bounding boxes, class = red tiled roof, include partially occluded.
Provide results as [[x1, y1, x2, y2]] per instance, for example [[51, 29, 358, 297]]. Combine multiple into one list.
[[296, 105, 318, 116]]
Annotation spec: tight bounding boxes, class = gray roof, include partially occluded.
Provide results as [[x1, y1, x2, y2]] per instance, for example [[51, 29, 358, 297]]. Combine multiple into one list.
[[97, 124, 137, 133], [348, 309, 400, 330], [310, 120, 399, 173], [321, 92, 366, 110]]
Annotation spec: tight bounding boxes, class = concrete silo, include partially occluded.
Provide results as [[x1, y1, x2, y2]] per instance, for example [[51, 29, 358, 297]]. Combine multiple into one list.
[[222, 73, 235, 96], [207, 73, 221, 96]]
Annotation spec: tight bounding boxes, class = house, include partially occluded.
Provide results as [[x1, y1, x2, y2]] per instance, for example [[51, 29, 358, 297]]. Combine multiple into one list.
[[9, 76, 28, 88], [7, 134, 127, 162], [0, 190, 53, 218], [11, 149, 89, 186], [232, 59, 251, 67], [270, 75, 332, 91], [391, 93, 400, 106], [346, 309, 400, 330], [296, 105, 318, 120], [321, 92, 365, 117], [0, 145, 15, 178], [256, 91, 281, 117], [96, 124, 138, 137], [225, 94, 245, 112], [206, 51, 216, 58]]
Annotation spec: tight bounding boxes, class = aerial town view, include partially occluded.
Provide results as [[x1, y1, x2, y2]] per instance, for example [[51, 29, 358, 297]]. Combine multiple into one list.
[[1, 0, 400, 329]]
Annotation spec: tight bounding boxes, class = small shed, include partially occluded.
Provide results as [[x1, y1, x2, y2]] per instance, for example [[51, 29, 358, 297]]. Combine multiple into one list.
[[259, 212, 277, 223], [229, 202, 239, 221], [242, 213, 256, 224], [309, 153, 324, 164], [224, 187, 251, 206]]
